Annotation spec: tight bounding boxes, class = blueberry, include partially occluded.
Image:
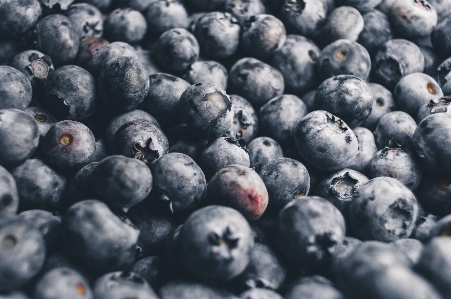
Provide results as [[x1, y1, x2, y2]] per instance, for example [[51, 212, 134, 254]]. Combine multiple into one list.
[[159, 280, 237, 299], [285, 276, 344, 299], [105, 109, 160, 151], [112, 119, 169, 166], [127, 200, 177, 257], [391, 238, 423, 264], [33, 14, 80, 67], [87, 41, 138, 76], [0, 38, 22, 66], [426, 213, 451, 239], [0, 165, 19, 217], [374, 111, 417, 150], [247, 137, 283, 173], [45, 65, 97, 120], [228, 58, 285, 107], [349, 127, 378, 174], [11, 158, 67, 212], [315, 6, 364, 48], [0, 217, 46, 291], [33, 267, 92, 299], [65, 3, 103, 39], [429, 0, 451, 22], [373, 39, 424, 89], [80, 0, 110, 12], [436, 56, 451, 95], [394, 72, 443, 117], [225, 0, 266, 24], [199, 137, 250, 179], [0, 66, 31, 111], [315, 75, 373, 128], [413, 113, 451, 173], [280, 0, 328, 37], [415, 170, 451, 215], [182, 61, 228, 91], [144, 73, 190, 129], [0, 0, 41, 37], [94, 155, 152, 209], [226, 95, 259, 144], [259, 157, 310, 212], [417, 96, 451, 122], [349, 177, 419, 241], [357, 10, 393, 57], [206, 164, 268, 221], [194, 12, 241, 60], [146, 0, 189, 38], [270, 35, 320, 95], [98, 56, 150, 113], [75, 36, 109, 70], [294, 110, 359, 171], [317, 39, 371, 81], [61, 200, 139, 273], [0, 109, 40, 167], [329, 236, 362, 280], [104, 9, 147, 44], [259, 94, 308, 149], [315, 168, 369, 220], [230, 243, 285, 292], [135, 49, 160, 77], [63, 162, 97, 211], [155, 28, 199, 75], [93, 271, 158, 299], [277, 196, 345, 270], [239, 289, 282, 299], [130, 256, 169, 290], [241, 14, 286, 61], [38, 0, 74, 13], [25, 107, 57, 141], [150, 153, 206, 214], [41, 120, 96, 174], [360, 83, 396, 132], [416, 237, 451, 298], [18, 209, 61, 252], [179, 83, 233, 140], [10, 50, 53, 101], [179, 205, 254, 281], [390, 0, 437, 39], [0, 292, 29, 299]]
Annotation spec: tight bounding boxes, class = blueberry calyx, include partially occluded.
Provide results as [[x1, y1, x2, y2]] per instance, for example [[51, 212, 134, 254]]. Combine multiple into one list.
[[133, 140, 160, 164], [326, 114, 348, 132], [285, 0, 306, 13], [428, 96, 451, 114], [59, 134, 73, 146], [330, 172, 360, 200], [381, 138, 404, 155], [245, 277, 273, 289], [2, 235, 17, 249]]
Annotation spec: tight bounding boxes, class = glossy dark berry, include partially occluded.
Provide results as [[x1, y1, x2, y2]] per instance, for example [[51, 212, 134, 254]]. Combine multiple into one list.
[[179, 83, 233, 140], [155, 28, 199, 75], [228, 58, 284, 107], [360, 83, 396, 131], [182, 61, 228, 90], [0, 109, 40, 167], [104, 9, 147, 44], [374, 111, 417, 150], [314, 75, 373, 128], [0, 217, 46, 291], [199, 137, 250, 179], [357, 10, 393, 57], [0, 165, 19, 217], [281, 0, 328, 37], [349, 177, 419, 241], [206, 164, 268, 221], [33, 14, 80, 67], [87, 41, 138, 76], [225, 0, 266, 24], [194, 12, 240, 60], [150, 153, 205, 214], [349, 127, 378, 173], [45, 65, 97, 120], [0, 66, 32, 111], [143, 73, 190, 129], [270, 35, 320, 95], [92, 271, 158, 299], [65, 3, 103, 39], [285, 276, 344, 299], [294, 110, 359, 171], [112, 119, 169, 166], [98, 56, 150, 113], [146, 0, 189, 38], [276, 196, 346, 269], [179, 205, 254, 281], [247, 137, 283, 173], [259, 94, 308, 149], [62, 200, 139, 273], [389, 0, 437, 39], [0, 0, 41, 37]]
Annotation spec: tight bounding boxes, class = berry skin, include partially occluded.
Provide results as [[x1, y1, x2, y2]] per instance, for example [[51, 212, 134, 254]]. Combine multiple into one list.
[[206, 164, 268, 221], [0, 66, 32, 111]]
